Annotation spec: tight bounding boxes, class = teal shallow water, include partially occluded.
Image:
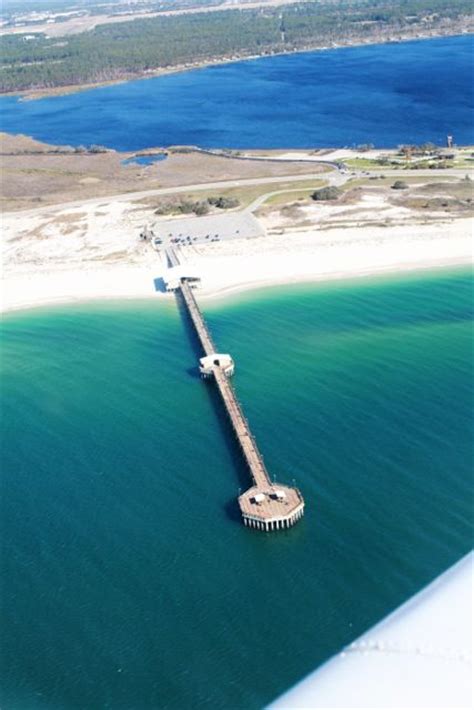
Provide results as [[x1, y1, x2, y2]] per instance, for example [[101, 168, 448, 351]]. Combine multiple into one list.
[[1, 268, 473, 709]]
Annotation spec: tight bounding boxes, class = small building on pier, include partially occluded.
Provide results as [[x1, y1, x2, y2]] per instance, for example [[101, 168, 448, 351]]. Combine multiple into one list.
[[200, 353, 234, 378], [163, 266, 201, 292]]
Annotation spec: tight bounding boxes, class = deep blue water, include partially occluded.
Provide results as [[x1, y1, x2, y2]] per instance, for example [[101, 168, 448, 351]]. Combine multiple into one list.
[[1, 34, 473, 150], [1, 268, 473, 708]]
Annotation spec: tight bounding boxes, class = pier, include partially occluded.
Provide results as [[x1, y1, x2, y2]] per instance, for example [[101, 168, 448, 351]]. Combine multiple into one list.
[[165, 247, 305, 531]]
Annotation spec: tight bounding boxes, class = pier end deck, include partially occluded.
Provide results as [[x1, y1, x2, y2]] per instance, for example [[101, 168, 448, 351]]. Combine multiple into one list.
[[239, 484, 305, 531]]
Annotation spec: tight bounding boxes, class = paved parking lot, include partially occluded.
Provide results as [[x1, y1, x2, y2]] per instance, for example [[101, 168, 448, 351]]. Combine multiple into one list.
[[151, 212, 265, 248]]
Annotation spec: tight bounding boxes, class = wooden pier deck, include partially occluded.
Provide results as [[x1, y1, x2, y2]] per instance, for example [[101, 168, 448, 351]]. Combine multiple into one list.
[[180, 280, 216, 357], [167, 247, 304, 531]]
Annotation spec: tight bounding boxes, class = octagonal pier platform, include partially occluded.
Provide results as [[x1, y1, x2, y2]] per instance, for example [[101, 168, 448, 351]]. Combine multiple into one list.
[[239, 485, 305, 531]]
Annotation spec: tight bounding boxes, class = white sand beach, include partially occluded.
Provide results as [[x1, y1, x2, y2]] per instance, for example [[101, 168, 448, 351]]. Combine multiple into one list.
[[1, 190, 472, 314]]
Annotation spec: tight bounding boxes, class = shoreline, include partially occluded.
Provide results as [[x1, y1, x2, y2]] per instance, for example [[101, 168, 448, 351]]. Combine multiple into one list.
[[2, 164, 472, 317], [2, 255, 472, 317], [4, 29, 472, 102], [197, 257, 474, 303]]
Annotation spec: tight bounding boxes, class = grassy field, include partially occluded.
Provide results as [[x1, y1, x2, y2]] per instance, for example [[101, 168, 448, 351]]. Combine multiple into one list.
[[340, 175, 459, 190], [257, 180, 327, 206], [155, 175, 473, 215], [342, 176, 474, 215], [343, 157, 452, 170], [0, 134, 328, 211], [344, 148, 474, 171], [452, 156, 474, 168], [343, 157, 393, 170], [404, 179, 474, 212], [141, 179, 328, 213]]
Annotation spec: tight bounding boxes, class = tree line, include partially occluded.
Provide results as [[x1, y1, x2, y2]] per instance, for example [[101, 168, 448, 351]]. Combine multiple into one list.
[[0, 0, 472, 93]]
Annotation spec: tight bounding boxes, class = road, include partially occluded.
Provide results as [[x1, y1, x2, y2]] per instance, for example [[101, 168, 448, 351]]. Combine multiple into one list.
[[1, 0, 306, 38], [4, 171, 336, 218], [6, 167, 472, 218]]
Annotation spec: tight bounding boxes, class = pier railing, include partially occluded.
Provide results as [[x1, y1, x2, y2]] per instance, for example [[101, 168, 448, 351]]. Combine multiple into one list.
[[213, 367, 271, 489], [166, 247, 180, 268], [163, 245, 304, 530], [180, 280, 216, 357], [168, 252, 272, 488]]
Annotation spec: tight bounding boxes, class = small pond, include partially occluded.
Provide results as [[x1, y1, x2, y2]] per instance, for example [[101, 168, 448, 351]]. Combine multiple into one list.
[[121, 153, 168, 166]]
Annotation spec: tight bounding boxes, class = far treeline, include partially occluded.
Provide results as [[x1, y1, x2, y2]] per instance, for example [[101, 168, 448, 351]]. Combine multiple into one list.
[[0, 0, 472, 93]]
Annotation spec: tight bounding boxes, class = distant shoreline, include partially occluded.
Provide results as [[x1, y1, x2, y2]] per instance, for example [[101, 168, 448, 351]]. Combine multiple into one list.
[[4, 29, 472, 102]]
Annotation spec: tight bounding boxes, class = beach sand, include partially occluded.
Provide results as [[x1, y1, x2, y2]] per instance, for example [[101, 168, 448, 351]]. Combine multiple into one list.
[[1, 194, 472, 313]]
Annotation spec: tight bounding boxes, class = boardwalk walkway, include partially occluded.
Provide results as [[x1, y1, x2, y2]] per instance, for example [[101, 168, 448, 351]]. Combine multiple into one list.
[[166, 247, 304, 531], [213, 367, 271, 490], [180, 280, 216, 357], [166, 248, 180, 268]]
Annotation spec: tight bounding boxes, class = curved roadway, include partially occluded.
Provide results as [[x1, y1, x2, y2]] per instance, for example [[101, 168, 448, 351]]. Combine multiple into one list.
[[6, 165, 472, 218]]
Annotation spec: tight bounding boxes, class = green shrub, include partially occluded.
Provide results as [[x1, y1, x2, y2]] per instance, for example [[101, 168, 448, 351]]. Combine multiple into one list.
[[311, 186, 341, 201], [207, 196, 240, 209], [193, 201, 209, 216]]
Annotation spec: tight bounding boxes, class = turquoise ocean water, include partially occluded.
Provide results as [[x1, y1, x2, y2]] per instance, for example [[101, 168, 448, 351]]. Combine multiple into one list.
[[1, 268, 473, 708]]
